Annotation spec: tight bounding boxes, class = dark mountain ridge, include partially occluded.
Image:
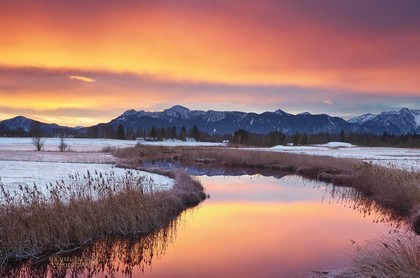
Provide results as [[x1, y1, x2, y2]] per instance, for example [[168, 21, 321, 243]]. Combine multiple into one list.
[[88, 105, 367, 136], [1, 106, 419, 137]]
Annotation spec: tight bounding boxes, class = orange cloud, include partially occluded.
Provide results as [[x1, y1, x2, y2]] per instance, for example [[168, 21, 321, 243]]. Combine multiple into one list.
[[0, 1, 419, 125], [1, 1, 420, 92]]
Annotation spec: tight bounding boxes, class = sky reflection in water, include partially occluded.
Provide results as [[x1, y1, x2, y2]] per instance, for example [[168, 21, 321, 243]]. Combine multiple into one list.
[[3, 174, 409, 278], [136, 174, 403, 277]]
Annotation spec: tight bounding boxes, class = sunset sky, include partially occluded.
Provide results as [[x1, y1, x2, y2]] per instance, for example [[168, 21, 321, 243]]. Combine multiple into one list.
[[1, 0, 419, 126]]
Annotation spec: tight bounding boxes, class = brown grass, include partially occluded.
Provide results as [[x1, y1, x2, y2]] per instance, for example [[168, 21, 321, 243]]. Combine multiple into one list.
[[332, 235, 420, 278], [0, 168, 205, 266], [115, 145, 420, 221]]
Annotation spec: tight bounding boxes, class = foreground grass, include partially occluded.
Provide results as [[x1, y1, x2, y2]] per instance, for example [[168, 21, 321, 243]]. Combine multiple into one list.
[[0, 168, 205, 266], [330, 235, 420, 278]]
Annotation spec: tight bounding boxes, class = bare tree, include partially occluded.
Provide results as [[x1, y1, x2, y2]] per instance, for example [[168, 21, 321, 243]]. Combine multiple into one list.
[[32, 137, 46, 151], [58, 135, 68, 152]]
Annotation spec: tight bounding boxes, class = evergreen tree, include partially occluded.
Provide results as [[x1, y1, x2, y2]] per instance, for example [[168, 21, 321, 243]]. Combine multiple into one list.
[[340, 130, 346, 142], [117, 124, 125, 140], [232, 129, 249, 144], [292, 133, 300, 145], [150, 126, 157, 138], [190, 125, 200, 141], [180, 126, 187, 141], [171, 126, 177, 139]]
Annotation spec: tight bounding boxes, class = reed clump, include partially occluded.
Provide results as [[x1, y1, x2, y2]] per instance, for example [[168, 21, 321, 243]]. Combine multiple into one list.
[[333, 235, 420, 278], [0, 168, 205, 266]]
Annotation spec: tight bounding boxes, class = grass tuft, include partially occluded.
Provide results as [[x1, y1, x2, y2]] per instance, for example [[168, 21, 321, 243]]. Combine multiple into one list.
[[333, 235, 420, 278]]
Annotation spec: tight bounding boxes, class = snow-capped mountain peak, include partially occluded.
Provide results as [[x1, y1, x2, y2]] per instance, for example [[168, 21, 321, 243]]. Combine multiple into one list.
[[274, 109, 288, 116], [163, 105, 192, 119], [348, 113, 376, 124], [121, 109, 138, 117], [349, 108, 420, 134], [2, 116, 34, 132]]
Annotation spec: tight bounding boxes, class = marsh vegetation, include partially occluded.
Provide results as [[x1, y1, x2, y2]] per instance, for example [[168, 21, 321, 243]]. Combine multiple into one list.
[[0, 168, 205, 266]]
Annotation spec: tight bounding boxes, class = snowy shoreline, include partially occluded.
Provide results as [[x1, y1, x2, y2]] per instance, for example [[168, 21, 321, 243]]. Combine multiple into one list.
[[1, 138, 418, 191], [245, 142, 420, 172]]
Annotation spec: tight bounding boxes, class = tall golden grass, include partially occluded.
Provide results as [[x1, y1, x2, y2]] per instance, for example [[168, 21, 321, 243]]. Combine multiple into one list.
[[332, 235, 420, 278], [0, 168, 205, 266]]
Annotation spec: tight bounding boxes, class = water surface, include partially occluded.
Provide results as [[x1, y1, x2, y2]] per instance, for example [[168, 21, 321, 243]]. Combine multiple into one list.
[[3, 174, 409, 277]]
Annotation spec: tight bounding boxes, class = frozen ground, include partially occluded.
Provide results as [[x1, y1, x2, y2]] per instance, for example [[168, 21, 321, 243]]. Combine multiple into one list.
[[0, 138, 177, 194], [0, 137, 226, 152], [0, 137, 138, 152], [0, 160, 174, 193], [247, 142, 420, 172], [0, 150, 117, 163]]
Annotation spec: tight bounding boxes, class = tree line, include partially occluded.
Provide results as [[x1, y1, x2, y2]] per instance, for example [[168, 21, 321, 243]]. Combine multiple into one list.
[[88, 124, 211, 142], [231, 129, 420, 148], [1, 121, 419, 148]]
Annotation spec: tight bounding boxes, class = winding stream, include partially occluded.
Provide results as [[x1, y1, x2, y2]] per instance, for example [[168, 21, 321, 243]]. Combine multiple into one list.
[[2, 173, 412, 277]]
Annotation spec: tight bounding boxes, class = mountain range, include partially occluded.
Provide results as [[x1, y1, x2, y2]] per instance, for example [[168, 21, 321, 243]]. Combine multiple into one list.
[[0, 106, 419, 137]]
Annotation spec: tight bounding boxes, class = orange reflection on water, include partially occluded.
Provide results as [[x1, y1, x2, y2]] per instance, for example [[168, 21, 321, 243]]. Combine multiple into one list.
[[134, 175, 394, 278], [2, 175, 405, 277]]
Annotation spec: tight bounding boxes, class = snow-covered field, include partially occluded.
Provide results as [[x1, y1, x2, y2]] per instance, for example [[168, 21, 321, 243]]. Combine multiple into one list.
[[0, 137, 138, 152], [0, 137, 226, 152], [0, 137, 418, 194], [247, 142, 420, 172], [0, 161, 174, 193], [0, 138, 177, 194]]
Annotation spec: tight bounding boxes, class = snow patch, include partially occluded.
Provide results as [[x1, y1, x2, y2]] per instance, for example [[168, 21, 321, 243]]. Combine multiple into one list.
[[0, 137, 138, 152], [0, 161, 174, 193], [414, 114, 420, 128], [255, 144, 420, 172], [317, 142, 355, 148], [348, 113, 375, 124]]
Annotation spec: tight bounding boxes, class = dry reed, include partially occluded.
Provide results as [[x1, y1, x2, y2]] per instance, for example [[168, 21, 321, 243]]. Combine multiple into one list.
[[0, 168, 205, 266], [332, 235, 420, 278]]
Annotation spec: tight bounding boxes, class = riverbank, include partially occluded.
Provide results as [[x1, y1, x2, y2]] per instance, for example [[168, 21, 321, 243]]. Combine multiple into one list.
[[0, 168, 205, 266]]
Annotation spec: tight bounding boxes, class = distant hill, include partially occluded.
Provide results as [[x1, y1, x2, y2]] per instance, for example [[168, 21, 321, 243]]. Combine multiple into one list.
[[0, 116, 74, 136], [1, 106, 419, 137], [83, 105, 367, 136]]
